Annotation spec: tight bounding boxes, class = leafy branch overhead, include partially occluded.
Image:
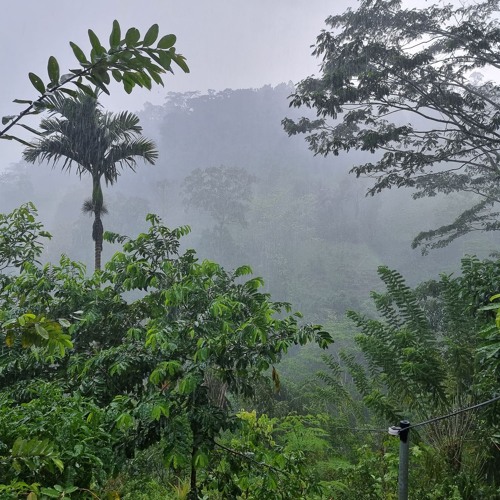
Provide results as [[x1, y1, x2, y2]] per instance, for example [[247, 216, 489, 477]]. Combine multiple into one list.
[[283, 0, 500, 253], [1, 20, 189, 145]]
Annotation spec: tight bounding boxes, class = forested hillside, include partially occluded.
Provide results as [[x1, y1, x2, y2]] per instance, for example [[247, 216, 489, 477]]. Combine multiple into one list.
[[1, 2, 500, 497], [2, 84, 498, 321]]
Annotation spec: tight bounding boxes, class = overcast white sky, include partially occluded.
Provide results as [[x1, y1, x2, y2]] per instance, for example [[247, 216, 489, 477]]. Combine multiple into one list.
[[0, 0, 358, 168]]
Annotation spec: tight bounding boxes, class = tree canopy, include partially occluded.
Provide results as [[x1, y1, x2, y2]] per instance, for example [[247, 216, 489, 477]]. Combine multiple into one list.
[[0, 205, 332, 498], [23, 93, 157, 271], [283, 0, 500, 253], [182, 166, 256, 229]]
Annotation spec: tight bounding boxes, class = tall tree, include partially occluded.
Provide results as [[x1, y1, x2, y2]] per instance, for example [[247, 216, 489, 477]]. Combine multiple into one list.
[[23, 93, 157, 270], [283, 0, 500, 253], [182, 165, 256, 229]]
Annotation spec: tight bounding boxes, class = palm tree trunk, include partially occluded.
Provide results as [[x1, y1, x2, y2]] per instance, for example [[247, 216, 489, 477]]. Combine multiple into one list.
[[92, 177, 104, 272], [93, 212, 103, 271]]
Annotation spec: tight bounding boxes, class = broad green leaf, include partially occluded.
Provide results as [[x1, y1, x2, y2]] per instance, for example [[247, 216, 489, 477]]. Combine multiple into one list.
[[172, 54, 190, 73], [157, 34, 176, 49], [39, 489, 61, 498], [69, 42, 88, 64], [152, 402, 170, 420], [73, 81, 96, 97], [12, 437, 23, 455], [143, 24, 159, 47], [109, 19, 121, 48], [87, 75, 110, 95], [479, 304, 500, 311], [52, 459, 64, 472], [138, 71, 152, 90], [59, 73, 73, 84], [93, 66, 111, 85], [177, 375, 197, 395], [58, 318, 71, 328], [5, 330, 15, 347], [118, 50, 133, 61], [148, 68, 164, 86], [194, 450, 209, 468], [58, 88, 79, 98], [28, 73, 45, 94], [194, 347, 209, 362], [115, 412, 134, 430], [47, 56, 60, 84], [35, 323, 49, 339], [125, 27, 140, 47], [88, 29, 104, 54], [112, 69, 122, 82], [123, 76, 134, 94], [158, 51, 172, 70]]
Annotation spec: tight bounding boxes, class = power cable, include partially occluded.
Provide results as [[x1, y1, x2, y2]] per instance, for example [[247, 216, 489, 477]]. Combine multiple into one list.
[[395, 394, 500, 433], [330, 426, 387, 433]]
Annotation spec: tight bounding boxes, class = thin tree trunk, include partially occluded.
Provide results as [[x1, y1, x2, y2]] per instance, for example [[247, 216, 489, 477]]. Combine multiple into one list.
[[92, 177, 104, 272], [188, 445, 198, 500], [93, 211, 103, 271], [94, 237, 101, 271]]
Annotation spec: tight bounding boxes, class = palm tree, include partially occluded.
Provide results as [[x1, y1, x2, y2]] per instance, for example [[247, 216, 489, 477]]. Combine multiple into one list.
[[23, 93, 158, 271]]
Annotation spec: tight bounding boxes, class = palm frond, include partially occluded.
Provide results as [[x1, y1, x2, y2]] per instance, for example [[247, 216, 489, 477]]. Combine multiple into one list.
[[102, 111, 142, 142], [103, 138, 158, 180], [23, 136, 88, 176]]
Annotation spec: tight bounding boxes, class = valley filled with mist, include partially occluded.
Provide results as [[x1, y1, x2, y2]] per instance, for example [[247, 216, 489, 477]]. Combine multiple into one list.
[[3, 84, 496, 322], [2, 1, 500, 498]]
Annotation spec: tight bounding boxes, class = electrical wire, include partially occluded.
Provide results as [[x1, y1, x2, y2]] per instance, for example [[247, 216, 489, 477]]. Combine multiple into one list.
[[330, 426, 387, 433], [398, 394, 500, 433]]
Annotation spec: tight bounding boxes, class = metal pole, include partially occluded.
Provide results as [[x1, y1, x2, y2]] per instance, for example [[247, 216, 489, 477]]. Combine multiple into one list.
[[398, 420, 410, 500]]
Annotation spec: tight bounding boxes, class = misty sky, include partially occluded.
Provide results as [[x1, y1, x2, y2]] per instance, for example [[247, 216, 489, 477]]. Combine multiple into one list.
[[0, 0, 358, 169]]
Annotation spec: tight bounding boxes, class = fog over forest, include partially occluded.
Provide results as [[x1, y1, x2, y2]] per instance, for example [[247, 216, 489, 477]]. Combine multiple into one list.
[[1, 1, 500, 497], [2, 0, 498, 383], [2, 84, 499, 322], [1, 0, 499, 321]]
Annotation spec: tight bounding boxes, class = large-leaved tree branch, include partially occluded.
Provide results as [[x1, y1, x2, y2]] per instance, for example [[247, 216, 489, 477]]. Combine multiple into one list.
[[283, 0, 500, 252], [1, 20, 189, 144]]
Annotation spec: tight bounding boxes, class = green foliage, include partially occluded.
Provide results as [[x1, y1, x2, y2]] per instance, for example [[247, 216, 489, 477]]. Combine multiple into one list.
[[0, 205, 73, 355], [320, 437, 492, 500], [203, 410, 326, 499], [338, 257, 500, 494], [477, 294, 500, 470], [0, 205, 332, 498], [0, 383, 114, 495], [0, 202, 51, 272], [284, 0, 500, 251], [1, 20, 188, 145], [1, 313, 72, 356], [102, 213, 331, 496]]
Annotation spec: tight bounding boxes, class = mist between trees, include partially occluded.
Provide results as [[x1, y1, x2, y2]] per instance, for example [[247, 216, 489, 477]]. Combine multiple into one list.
[[2, 3, 500, 497], [2, 84, 499, 324]]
